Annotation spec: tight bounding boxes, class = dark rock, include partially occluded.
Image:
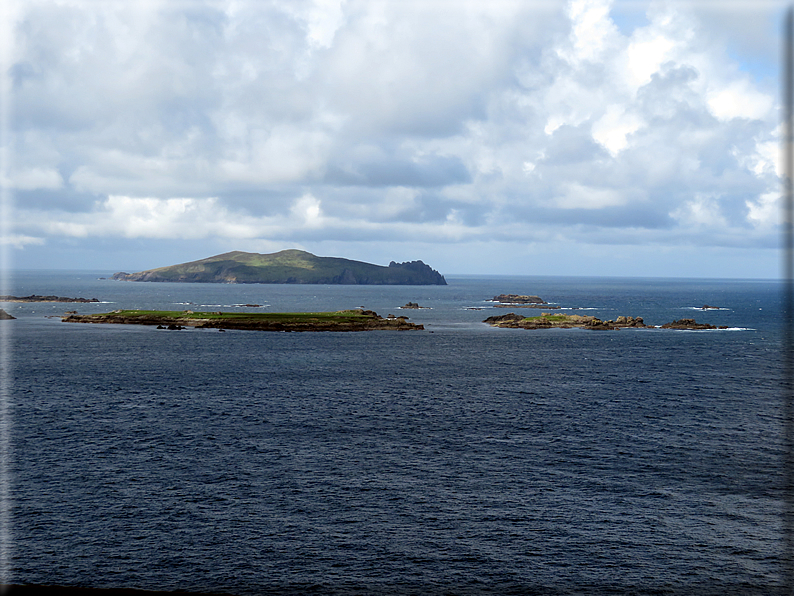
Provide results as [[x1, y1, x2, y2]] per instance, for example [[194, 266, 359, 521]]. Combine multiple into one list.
[[0, 295, 100, 303], [0, 309, 15, 320], [483, 312, 526, 324], [660, 319, 717, 330], [492, 294, 546, 304]]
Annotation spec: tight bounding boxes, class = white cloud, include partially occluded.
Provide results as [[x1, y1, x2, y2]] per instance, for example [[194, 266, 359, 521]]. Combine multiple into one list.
[[591, 105, 644, 155], [562, 0, 621, 65], [746, 191, 779, 228], [290, 193, 324, 227], [304, 0, 346, 50], [0, 234, 44, 249], [625, 21, 678, 89], [670, 193, 728, 228], [707, 79, 774, 121], [29, 196, 272, 240], [554, 182, 629, 209]]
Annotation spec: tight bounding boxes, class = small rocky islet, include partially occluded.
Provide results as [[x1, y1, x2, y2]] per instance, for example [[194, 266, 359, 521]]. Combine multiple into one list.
[[0, 295, 100, 303], [490, 294, 560, 309]]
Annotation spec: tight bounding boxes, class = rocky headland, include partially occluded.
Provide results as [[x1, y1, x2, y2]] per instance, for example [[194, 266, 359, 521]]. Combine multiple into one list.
[[62, 309, 424, 332]]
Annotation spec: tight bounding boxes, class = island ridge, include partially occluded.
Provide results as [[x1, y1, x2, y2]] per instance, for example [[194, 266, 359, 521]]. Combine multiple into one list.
[[113, 250, 447, 285]]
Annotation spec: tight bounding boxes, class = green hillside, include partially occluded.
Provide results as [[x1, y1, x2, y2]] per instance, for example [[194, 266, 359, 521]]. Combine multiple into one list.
[[112, 249, 447, 285]]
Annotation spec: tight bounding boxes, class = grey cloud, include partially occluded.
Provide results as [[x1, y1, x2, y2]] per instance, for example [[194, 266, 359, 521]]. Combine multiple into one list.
[[541, 125, 610, 165], [15, 188, 100, 213], [324, 153, 471, 188]]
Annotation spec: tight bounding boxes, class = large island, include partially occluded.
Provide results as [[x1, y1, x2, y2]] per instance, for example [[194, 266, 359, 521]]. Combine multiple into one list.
[[62, 309, 424, 332], [112, 250, 447, 285]]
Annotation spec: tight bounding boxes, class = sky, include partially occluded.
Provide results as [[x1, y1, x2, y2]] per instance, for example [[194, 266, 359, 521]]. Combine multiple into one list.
[[1, 0, 790, 278]]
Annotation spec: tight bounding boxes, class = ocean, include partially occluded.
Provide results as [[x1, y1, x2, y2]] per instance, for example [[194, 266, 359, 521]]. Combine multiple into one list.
[[4, 272, 787, 595]]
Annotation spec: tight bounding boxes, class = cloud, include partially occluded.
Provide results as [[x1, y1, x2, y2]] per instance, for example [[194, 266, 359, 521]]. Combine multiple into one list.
[[7, 0, 786, 275], [0, 234, 44, 249], [6, 166, 63, 190]]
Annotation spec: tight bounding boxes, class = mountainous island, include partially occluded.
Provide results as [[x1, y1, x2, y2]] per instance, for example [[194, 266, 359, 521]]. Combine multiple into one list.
[[112, 250, 447, 285]]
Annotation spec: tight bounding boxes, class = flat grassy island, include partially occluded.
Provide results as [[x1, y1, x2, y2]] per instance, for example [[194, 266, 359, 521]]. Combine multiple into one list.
[[485, 312, 724, 330], [62, 309, 424, 332], [485, 312, 646, 330]]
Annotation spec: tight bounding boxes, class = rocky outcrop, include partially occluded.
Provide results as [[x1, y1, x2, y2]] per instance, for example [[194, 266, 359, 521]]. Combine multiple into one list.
[[400, 302, 429, 309], [660, 319, 727, 330], [0, 309, 15, 320], [493, 303, 560, 309], [492, 294, 546, 304], [491, 294, 558, 308]]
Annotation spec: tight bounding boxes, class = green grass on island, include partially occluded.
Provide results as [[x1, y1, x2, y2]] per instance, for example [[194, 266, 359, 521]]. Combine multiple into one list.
[[522, 314, 570, 322], [95, 309, 376, 321], [61, 309, 424, 331], [112, 249, 447, 285]]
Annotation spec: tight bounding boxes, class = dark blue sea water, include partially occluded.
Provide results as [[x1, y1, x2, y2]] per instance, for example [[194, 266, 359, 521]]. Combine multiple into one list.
[[4, 272, 787, 594]]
